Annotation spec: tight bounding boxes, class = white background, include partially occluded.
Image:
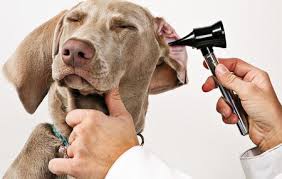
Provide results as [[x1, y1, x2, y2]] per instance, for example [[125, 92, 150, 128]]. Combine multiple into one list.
[[0, 0, 281, 178]]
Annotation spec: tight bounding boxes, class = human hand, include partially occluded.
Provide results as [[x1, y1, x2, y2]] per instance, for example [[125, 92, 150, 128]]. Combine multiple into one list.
[[48, 89, 139, 179], [202, 58, 282, 152]]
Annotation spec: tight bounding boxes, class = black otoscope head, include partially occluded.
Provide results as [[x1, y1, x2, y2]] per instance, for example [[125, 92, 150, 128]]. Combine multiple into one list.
[[168, 21, 227, 54]]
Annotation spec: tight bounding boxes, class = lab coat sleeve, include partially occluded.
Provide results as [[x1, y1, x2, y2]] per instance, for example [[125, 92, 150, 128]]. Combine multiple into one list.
[[105, 146, 192, 179], [240, 144, 282, 179]]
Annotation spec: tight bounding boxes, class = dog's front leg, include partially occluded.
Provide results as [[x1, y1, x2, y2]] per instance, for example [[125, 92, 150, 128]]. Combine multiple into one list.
[[4, 123, 66, 179]]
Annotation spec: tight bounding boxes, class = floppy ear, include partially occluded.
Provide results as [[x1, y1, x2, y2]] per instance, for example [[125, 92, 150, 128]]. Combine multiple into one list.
[[3, 11, 66, 114], [149, 17, 188, 94]]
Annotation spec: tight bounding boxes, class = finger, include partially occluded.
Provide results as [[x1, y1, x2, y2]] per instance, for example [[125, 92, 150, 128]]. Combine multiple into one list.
[[68, 138, 88, 158], [66, 109, 100, 128], [48, 158, 74, 176], [66, 109, 87, 128], [67, 145, 74, 158], [215, 64, 249, 98], [68, 131, 76, 145], [216, 97, 233, 118], [202, 76, 217, 92], [105, 88, 129, 117], [223, 113, 239, 124], [203, 58, 257, 78], [217, 58, 256, 77]]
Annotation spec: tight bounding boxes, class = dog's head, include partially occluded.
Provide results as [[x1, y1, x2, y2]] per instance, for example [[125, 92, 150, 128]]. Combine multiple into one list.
[[4, 0, 187, 133]]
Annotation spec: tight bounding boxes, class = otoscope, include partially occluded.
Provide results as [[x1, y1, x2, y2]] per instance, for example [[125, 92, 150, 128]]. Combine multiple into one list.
[[169, 21, 249, 136]]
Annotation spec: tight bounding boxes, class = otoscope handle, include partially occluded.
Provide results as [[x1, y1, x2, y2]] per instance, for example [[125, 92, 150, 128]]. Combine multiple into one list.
[[202, 47, 249, 136]]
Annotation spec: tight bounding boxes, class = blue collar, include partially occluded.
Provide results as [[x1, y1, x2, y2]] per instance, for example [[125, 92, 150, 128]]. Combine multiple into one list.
[[51, 125, 69, 146]]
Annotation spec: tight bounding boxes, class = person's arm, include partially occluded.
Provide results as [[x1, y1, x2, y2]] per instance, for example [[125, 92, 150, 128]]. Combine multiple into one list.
[[106, 146, 191, 179], [48, 89, 192, 179], [240, 144, 282, 179], [203, 58, 282, 179]]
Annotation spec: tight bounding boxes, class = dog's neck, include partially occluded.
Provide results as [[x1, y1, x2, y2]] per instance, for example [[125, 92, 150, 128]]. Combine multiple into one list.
[[48, 81, 149, 137]]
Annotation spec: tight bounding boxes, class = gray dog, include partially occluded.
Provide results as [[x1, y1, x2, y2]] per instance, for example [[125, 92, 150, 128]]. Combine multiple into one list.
[[3, 0, 187, 178]]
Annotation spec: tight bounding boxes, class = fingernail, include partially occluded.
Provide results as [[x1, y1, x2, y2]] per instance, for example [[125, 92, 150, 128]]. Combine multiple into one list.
[[216, 64, 228, 75], [222, 110, 228, 118], [220, 108, 229, 118]]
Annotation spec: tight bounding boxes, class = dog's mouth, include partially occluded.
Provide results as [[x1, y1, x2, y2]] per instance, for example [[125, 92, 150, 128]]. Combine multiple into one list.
[[58, 74, 109, 115], [59, 74, 107, 96]]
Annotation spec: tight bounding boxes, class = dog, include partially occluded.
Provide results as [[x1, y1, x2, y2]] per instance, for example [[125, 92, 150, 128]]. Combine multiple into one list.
[[3, 0, 187, 178]]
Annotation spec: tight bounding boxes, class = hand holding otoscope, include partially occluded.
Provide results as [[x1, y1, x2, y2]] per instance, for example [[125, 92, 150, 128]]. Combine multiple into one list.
[[169, 21, 282, 151], [169, 21, 249, 135]]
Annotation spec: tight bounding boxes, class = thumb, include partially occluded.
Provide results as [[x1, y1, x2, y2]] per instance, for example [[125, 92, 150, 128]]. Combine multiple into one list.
[[105, 88, 129, 117], [215, 64, 248, 98], [48, 158, 74, 176]]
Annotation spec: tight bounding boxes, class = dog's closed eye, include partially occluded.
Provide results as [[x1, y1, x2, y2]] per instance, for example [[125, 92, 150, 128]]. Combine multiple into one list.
[[67, 16, 80, 22], [66, 12, 86, 23], [110, 18, 137, 32]]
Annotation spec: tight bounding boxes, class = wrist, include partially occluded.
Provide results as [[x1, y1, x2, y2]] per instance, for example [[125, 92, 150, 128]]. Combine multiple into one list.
[[258, 108, 282, 152], [259, 130, 282, 152]]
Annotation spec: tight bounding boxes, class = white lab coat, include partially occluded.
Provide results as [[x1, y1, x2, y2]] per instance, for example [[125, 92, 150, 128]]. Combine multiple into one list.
[[106, 144, 282, 179]]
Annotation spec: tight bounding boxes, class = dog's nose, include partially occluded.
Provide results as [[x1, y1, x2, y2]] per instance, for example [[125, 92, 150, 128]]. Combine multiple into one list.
[[62, 39, 95, 67]]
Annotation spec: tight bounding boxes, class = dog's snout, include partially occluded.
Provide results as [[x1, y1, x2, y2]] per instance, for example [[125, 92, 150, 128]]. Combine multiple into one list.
[[62, 39, 95, 67]]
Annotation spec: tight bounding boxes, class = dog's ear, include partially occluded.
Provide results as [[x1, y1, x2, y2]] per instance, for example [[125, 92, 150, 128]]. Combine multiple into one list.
[[3, 11, 66, 114], [149, 17, 188, 94]]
